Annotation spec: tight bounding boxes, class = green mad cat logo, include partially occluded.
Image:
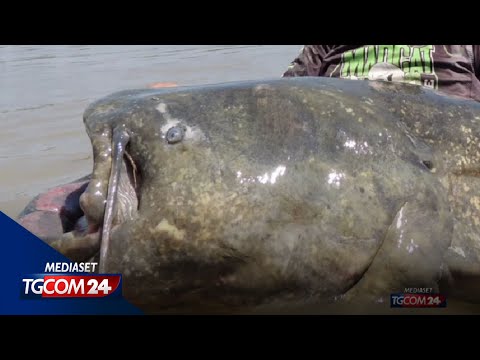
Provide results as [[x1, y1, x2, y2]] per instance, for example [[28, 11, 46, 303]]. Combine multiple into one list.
[[338, 45, 438, 89]]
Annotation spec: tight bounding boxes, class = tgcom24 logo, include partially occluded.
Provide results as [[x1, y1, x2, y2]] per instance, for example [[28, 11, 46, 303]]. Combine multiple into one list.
[[20, 261, 122, 299], [390, 288, 447, 308]]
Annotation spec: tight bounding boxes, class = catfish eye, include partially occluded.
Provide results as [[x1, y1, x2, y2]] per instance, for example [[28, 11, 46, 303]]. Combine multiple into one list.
[[166, 126, 185, 144]]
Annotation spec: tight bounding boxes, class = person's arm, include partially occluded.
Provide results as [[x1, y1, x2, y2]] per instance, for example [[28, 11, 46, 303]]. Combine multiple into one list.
[[282, 45, 332, 77]]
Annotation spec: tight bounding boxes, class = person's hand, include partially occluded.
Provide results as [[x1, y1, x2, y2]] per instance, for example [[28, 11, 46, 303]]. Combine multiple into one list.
[[147, 82, 178, 89]]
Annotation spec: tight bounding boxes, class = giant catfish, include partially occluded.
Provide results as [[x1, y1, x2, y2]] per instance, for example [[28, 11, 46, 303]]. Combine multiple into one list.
[[18, 77, 480, 313]]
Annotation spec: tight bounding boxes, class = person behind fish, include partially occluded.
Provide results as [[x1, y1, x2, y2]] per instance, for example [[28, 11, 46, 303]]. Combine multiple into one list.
[[281, 45, 480, 102], [149, 45, 480, 102]]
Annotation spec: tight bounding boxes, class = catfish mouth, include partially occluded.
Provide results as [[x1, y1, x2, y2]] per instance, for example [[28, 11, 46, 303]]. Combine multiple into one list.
[[77, 126, 142, 271]]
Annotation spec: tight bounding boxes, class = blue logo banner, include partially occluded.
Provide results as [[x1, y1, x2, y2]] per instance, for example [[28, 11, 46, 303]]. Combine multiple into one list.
[[0, 211, 143, 315]]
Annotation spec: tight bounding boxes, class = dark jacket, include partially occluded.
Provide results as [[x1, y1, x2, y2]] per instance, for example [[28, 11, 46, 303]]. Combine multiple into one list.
[[283, 45, 480, 102]]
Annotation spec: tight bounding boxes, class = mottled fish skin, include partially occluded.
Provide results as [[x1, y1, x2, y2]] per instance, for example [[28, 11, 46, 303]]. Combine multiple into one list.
[[25, 77, 480, 313]]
